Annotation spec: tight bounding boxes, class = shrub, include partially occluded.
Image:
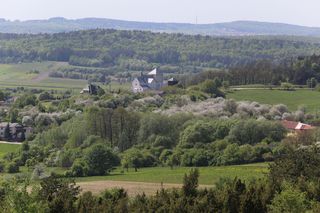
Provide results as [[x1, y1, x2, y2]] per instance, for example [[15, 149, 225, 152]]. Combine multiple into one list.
[[6, 162, 19, 173], [69, 160, 89, 177], [84, 144, 120, 176]]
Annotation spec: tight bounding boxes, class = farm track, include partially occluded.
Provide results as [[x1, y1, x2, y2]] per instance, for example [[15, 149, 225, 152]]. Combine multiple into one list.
[[0, 141, 22, 145], [77, 180, 214, 196], [31, 71, 50, 82]]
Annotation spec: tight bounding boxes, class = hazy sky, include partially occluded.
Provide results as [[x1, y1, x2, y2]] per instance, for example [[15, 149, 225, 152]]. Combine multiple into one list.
[[1, 0, 319, 26]]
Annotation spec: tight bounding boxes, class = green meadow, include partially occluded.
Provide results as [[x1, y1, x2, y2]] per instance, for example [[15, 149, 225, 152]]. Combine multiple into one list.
[[0, 163, 268, 185], [0, 62, 87, 91], [0, 143, 21, 158], [75, 163, 268, 185], [228, 89, 320, 112]]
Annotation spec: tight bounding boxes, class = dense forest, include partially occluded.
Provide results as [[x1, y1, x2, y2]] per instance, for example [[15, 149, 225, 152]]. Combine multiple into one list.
[[1, 29, 320, 72], [179, 55, 320, 86]]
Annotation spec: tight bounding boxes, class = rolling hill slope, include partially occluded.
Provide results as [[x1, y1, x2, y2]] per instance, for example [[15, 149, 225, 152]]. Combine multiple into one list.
[[1, 18, 320, 36]]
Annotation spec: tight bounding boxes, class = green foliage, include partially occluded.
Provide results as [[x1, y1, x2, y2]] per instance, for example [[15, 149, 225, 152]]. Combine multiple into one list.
[[1, 29, 320, 74], [38, 177, 80, 213], [180, 169, 199, 198], [121, 148, 156, 172], [14, 94, 37, 108], [0, 179, 47, 212], [4, 146, 320, 213], [268, 184, 310, 213], [269, 148, 320, 184], [281, 82, 295, 91], [179, 120, 233, 147], [228, 120, 286, 145], [69, 159, 89, 177], [84, 144, 120, 176], [6, 162, 19, 173], [0, 90, 5, 101], [307, 77, 318, 89], [38, 91, 54, 101], [200, 78, 225, 97]]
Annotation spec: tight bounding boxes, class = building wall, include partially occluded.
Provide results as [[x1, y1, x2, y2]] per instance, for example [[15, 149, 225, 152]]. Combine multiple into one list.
[[132, 78, 144, 93]]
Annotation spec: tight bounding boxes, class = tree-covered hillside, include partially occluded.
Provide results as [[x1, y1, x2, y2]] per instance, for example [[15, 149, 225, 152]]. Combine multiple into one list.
[[0, 29, 320, 73]]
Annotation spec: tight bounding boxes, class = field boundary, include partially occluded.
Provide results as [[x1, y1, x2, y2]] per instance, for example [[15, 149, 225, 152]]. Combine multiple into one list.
[[77, 180, 214, 196], [0, 141, 22, 145]]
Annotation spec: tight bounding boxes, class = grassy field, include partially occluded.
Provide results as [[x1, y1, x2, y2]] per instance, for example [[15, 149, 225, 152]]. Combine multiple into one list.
[[75, 163, 268, 185], [0, 62, 87, 91], [100, 81, 131, 92], [0, 143, 21, 158], [0, 163, 268, 185], [0, 162, 268, 195], [228, 89, 320, 112]]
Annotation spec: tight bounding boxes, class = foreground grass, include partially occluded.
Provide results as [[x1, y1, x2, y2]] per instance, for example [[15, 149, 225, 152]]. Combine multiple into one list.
[[228, 89, 320, 112], [75, 163, 268, 185], [0, 143, 21, 158]]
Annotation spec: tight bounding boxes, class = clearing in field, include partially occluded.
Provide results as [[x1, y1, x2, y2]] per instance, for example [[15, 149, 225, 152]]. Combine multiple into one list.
[[0, 62, 87, 91], [227, 89, 320, 112]]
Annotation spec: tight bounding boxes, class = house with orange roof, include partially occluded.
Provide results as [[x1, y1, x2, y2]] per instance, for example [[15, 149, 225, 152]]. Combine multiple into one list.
[[281, 120, 315, 132]]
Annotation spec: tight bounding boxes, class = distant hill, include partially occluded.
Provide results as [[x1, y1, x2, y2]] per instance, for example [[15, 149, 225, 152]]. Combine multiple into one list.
[[1, 18, 320, 36]]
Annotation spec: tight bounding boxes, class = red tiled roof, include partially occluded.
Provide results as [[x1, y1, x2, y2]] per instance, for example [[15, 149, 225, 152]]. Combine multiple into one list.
[[281, 120, 299, 130], [281, 120, 314, 130]]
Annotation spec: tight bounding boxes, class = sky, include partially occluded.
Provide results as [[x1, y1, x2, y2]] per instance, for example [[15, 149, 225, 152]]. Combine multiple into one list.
[[1, 0, 319, 27]]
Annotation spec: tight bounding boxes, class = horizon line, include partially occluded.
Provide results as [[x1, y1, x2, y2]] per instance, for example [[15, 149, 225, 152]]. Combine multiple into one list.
[[0, 17, 319, 28]]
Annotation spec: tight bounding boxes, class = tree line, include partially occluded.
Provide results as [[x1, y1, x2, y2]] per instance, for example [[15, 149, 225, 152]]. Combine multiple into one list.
[[1, 147, 320, 212], [180, 55, 320, 86]]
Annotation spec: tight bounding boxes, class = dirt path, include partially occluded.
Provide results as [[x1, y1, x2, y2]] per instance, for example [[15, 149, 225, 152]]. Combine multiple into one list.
[[31, 71, 50, 83], [0, 141, 22, 145], [77, 180, 214, 196]]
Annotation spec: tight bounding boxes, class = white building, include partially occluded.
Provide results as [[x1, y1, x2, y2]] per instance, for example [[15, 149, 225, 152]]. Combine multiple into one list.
[[132, 68, 164, 93]]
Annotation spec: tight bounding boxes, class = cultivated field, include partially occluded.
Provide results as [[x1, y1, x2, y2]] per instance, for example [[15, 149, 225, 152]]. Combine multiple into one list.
[[228, 89, 320, 112], [0, 62, 87, 91]]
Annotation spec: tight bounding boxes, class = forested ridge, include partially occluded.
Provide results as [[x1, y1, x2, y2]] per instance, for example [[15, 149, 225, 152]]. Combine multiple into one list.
[[1, 29, 320, 72]]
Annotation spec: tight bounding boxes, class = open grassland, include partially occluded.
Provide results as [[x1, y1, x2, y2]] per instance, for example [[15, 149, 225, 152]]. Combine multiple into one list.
[[76, 163, 268, 195], [76, 163, 268, 185], [0, 62, 87, 91], [0, 163, 268, 184], [101, 81, 132, 92], [228, 89, 320, 112], [0, 163, 268, 196], [0, 142, 21, 158]]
